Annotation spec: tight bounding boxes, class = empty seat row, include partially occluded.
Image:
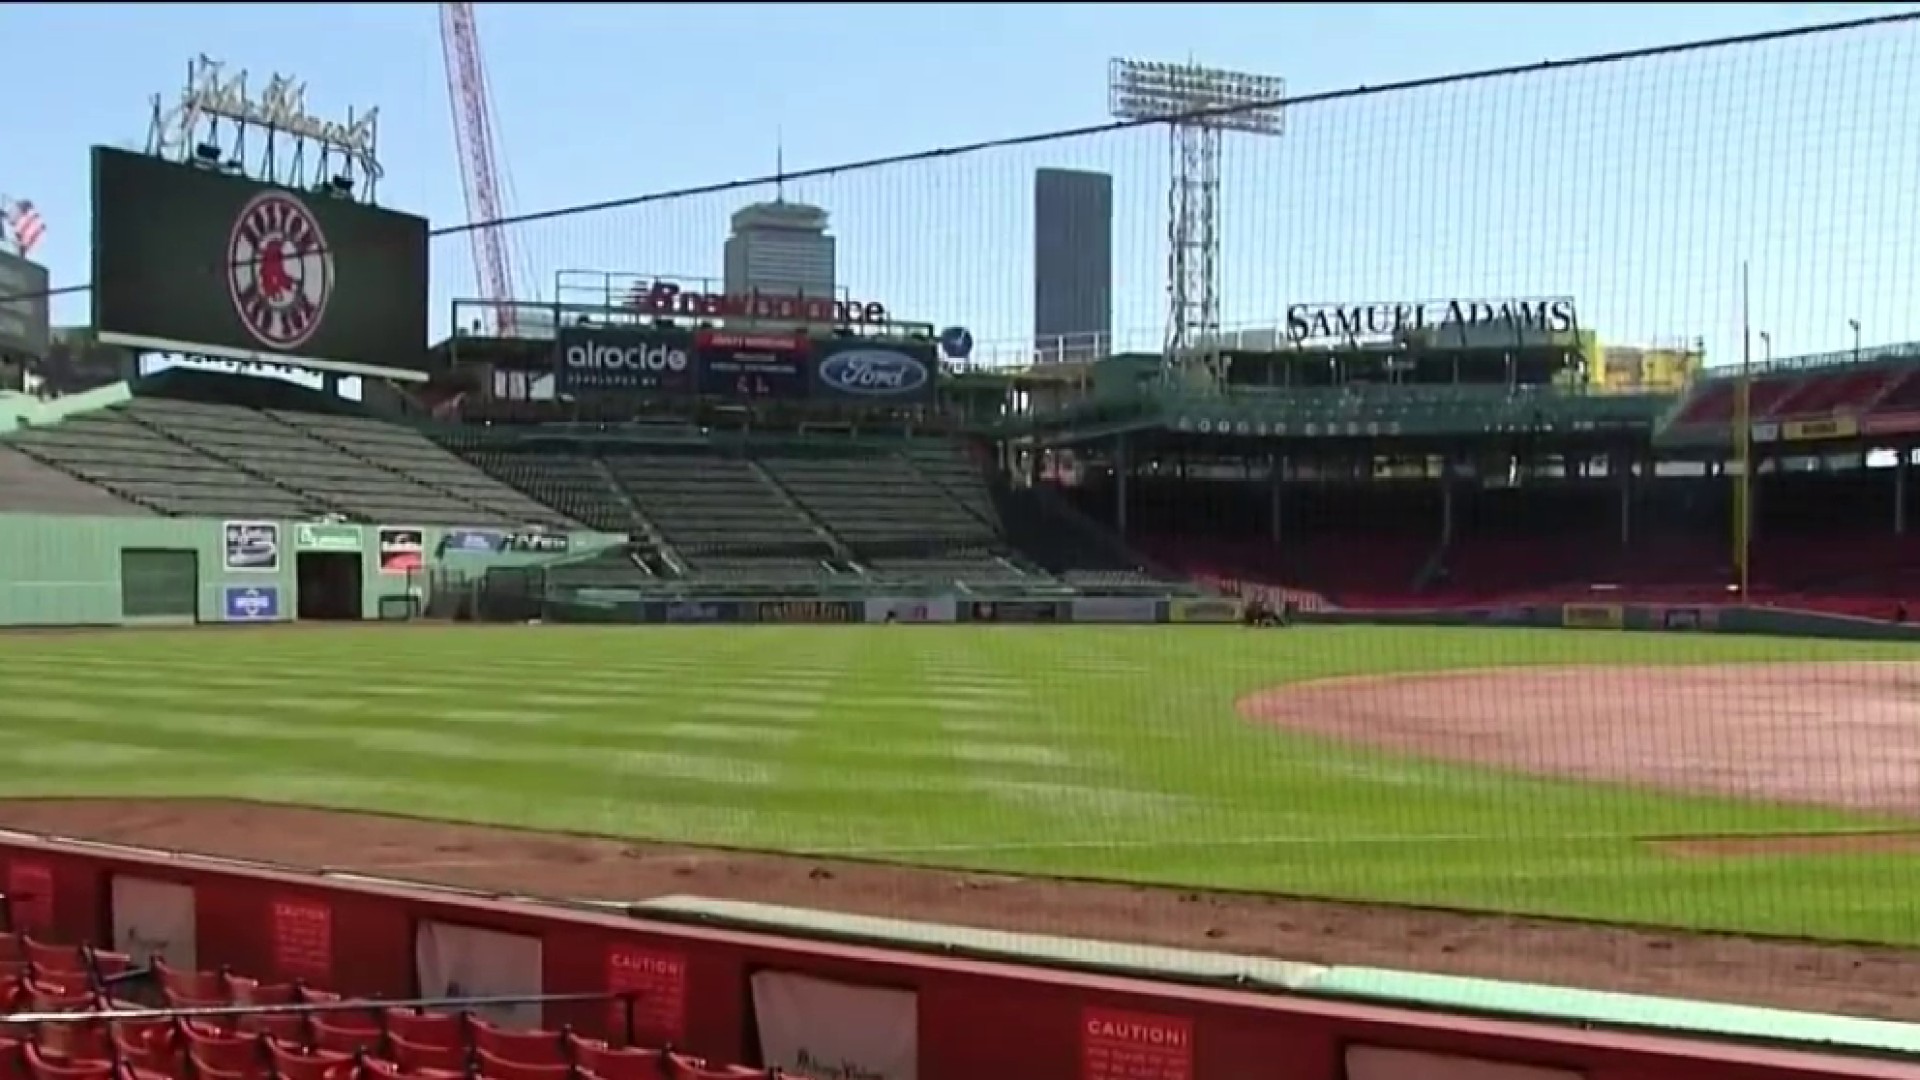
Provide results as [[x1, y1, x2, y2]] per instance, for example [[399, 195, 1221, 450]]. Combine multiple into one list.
[[0, 936, 767, 1080]]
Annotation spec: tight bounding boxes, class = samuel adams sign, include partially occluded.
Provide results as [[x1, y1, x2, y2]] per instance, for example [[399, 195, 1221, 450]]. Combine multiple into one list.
[[1285, 297, 1578, 347]]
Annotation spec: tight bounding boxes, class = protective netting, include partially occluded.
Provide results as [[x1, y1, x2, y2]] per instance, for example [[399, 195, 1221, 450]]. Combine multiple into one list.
[[6, 12, 1920, 1027]]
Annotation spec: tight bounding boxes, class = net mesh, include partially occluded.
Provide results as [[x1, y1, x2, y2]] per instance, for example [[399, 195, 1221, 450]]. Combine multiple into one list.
[[8, 11, 1920, 1028]]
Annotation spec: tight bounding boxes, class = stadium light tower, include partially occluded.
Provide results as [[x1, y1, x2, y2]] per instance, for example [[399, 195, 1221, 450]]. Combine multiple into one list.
[[1109, 59, 1284, 369]]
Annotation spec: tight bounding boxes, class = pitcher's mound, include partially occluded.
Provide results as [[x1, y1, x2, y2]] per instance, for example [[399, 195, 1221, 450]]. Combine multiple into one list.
[[1239, 662, 1920, 814]]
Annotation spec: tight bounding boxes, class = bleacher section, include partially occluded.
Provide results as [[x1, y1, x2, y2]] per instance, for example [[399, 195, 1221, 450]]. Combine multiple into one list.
[[3, 406, 321, 519], [0, 399, 576, 527], [458, 450, 634, 534], [0, 931, 767, 1080], [605, 453, 837, 580], [441, 437, 1168, 592], [1661, 350, 1920, 439], [757, 451, 1014, 579], [0, 445, 150, 516], [266, 410, 569, 528]]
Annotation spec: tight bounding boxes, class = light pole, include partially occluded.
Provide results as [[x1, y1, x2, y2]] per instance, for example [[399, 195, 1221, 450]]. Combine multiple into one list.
[[1109, 59, 1285, 369], [1848, 318, 1862, 364], [1758, 331, 1772, 365]]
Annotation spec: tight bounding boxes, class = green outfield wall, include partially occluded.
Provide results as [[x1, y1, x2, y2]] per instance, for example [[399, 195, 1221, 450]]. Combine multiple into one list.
[[0, 513, 624, 627]]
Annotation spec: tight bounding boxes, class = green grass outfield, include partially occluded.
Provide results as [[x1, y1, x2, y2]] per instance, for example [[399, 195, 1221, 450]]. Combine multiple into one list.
[[3, 624, 1920, 944]]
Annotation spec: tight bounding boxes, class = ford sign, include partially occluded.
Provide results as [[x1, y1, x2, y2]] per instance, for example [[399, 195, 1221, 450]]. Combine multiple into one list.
[[817, 349, 931, 398]]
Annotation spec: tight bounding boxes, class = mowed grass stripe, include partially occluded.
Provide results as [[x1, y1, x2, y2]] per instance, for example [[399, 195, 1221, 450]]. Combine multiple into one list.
[[5, 625, 1920, 941]]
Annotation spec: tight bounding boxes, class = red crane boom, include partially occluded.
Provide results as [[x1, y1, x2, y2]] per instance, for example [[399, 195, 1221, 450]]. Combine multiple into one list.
[[439, 2, 516, 335]]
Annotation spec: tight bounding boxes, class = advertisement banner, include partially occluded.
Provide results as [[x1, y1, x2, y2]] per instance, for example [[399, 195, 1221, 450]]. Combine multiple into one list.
[[695, 329, 811, 400], [1168, 598, 1244, 624], [439, 530, 571, 556], [1561, 603, 1625, 630], [968, 600, 1060, 624], [1071, 597, 1161, 624], [0, 250, 51, 359], [864, 597, 958, 624], [223, 585, 281, 622], [555, 326, 696, 395], [223, 520, 281, 572], [415, 921, 543, 1030], [91, 148, 429, 380], [378, 527, 426, 575], [753, 600, 856, 624], [811, 338, 937, 403], [659, 600, 738, 624], [294, 522, 361, 553], [1081, 1007, 1192, 1080], [110, 875, 198, 969], [1781, 416, 1860, 442], [751, 971, 918, 1080]]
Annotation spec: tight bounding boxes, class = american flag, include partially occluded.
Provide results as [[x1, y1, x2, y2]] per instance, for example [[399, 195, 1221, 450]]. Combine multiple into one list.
[[3, 199, 46, 257]]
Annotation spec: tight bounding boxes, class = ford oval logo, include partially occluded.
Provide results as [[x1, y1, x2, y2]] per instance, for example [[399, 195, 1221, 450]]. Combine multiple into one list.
[[817, 349, 931, 397]]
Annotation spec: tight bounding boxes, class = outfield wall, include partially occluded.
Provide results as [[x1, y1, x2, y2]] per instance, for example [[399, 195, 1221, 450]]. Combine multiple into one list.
[[0, 833, 1905, 1080], [0, 513, 622, 627], [1305, 602, 1920, 641], [529, 588, 1920, 641]]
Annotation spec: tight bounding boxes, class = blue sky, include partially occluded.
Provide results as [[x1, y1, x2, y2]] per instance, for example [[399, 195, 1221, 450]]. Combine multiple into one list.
[[7, 2, 1917, 369]]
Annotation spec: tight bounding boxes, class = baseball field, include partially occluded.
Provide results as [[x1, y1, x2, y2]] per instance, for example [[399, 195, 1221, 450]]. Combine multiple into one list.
[[4, 623, 1920, 1015]]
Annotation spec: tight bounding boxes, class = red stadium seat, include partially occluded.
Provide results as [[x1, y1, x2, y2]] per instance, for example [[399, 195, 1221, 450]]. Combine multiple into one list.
[[565, 1036, 666, 1080], [264, 1040, 353, 1080], [467, 1019, 567, 1067], [475, 1048, 569, 1080], [380, 1013, 460, 1054], [386, 1034, 466, 1076]]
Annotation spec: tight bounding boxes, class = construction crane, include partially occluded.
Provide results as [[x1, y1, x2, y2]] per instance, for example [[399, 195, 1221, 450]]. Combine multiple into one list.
[[439, 2, 517, 336]]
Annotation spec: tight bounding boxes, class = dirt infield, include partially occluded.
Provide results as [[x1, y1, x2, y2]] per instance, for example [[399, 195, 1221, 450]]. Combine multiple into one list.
[[4, 796, 1920, 1022], [1238, 661, 1920, 814]]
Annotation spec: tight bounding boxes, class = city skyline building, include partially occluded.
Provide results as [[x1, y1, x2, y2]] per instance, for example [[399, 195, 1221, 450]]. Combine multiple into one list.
[[1032, 167, 1113, 363], [723, 198, 838, 300]]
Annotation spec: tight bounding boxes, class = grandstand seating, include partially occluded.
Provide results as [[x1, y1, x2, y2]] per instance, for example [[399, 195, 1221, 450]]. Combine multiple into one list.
[[1664, 356, 1920, 434], [445, 437, 1167, 591], [0, 446, 150, 516], [0, 931, 768, 1080], [0, 400, 574, 527], [3, 406, 321, 519], [604, 452, 838, 580]]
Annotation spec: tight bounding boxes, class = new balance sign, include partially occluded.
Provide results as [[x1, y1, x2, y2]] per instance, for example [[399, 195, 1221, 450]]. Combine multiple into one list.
[[556, 328, 695, 393]]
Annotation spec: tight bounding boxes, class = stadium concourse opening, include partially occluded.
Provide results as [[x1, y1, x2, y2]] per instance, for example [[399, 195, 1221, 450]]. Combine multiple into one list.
[[295, 549, 360, 621]]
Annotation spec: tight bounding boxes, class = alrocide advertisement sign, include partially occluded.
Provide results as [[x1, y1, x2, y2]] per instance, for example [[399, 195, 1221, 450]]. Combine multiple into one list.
[[812, 339, 936, 403], [90, 147, 429, 380], [695, 329, 810, 400], [555, 326, 695, 394]]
